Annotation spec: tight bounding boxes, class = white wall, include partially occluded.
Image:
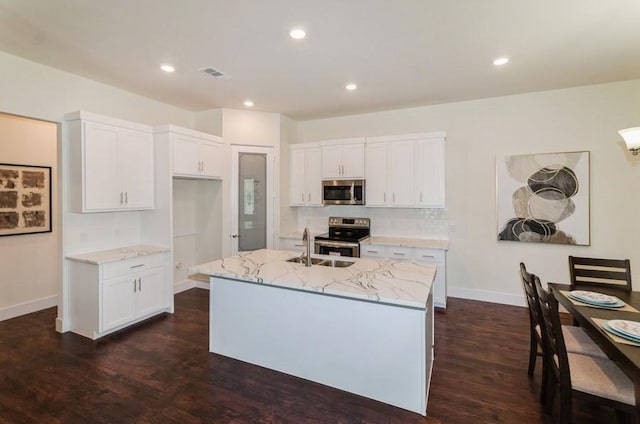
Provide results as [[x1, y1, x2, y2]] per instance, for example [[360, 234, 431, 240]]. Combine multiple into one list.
[[0, 114, 58, 319], [295, 79, 640, 305], [0, 52, 195, 322], [194, 108, 283, 257]]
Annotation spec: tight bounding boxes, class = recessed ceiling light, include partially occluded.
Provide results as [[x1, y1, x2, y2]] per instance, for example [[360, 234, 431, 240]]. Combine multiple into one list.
[[160, 64, 175, 73], [289, 28, 306, 40], [345, 83, 357, 91], [493, 57, 509, 66], [243, 100, 254, 107]]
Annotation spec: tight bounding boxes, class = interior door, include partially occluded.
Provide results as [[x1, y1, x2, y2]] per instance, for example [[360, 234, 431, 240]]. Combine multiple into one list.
[[231, 145, 274, 255]]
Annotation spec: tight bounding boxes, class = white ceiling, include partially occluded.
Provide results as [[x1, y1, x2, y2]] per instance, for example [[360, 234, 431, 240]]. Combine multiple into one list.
[[1, 0, 639, 120]]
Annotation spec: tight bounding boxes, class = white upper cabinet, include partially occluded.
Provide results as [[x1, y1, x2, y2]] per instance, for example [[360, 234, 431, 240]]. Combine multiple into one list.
[[365, 132, 445, 208], [66, 111, 155, 213], [290, 143, 323, 206], [156, 125, 223, 179], [321, 138, 365, 179], [415, 137, 445, 208], [365, 139, 414, 207]]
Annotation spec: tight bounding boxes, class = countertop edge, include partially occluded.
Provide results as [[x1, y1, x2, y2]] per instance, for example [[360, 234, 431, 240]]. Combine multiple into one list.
[[66, 245, 170, 265]]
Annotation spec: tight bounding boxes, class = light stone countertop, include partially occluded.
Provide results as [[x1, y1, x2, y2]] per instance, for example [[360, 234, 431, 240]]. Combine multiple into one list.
[[278, 231, 323, 240], [66, 245, 170, 264], [190, 248, 436, 309], [361, 236, 449, 250]]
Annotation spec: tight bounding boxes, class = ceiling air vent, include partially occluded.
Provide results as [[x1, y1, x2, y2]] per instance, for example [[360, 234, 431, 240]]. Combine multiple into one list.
[[199, 66, 230, 79]]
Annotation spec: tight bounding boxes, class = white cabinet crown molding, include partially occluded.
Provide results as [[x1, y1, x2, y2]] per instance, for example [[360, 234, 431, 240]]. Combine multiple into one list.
[[153, 124, 223, 143], [64, 111, 153, 132]]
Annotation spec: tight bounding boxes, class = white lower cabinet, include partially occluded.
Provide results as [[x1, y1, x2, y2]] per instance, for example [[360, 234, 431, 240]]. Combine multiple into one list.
[[69, 252, 170, 339], [361, 244, 447, 308]]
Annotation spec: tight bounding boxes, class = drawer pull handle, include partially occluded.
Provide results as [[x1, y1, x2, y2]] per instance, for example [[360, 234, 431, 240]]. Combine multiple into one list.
[[393, 252, 405, 256], [130, 264, 145, 269], [138, 278, 142, 291], [422, 255, 435, 258], [367, 250, 379, 253]]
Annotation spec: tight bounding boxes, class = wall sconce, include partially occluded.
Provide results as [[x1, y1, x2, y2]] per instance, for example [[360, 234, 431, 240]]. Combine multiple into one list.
[[619, 127, 640, 155]]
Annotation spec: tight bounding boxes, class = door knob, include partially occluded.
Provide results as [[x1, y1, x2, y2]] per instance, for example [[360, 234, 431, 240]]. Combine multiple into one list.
[[231, 234, 240, 238]]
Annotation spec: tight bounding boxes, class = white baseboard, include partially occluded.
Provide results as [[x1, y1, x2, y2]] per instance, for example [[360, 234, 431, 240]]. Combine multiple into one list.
[[0, 295, 58, 322], [447, 287, 526, 307], [174, 278, 210, 294]]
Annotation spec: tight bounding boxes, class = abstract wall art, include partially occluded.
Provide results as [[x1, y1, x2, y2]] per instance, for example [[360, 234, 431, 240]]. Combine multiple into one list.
[[496, 151, 590, 245], [0, 163, 52, 236]]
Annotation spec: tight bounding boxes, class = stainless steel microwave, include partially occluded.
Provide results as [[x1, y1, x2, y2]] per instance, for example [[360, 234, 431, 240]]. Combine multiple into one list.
[[322, 180, 365, 205]]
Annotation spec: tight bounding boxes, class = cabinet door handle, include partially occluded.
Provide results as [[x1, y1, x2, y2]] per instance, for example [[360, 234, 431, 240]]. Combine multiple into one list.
[[420, 192, 423, 202], [308, 193, 311, 202], [133, 279, 137, 293], [138, 278, 142, 291], [393, 193, 396, 203], [120, 192, 124, 205], [383, 193, 386, 202], [301, 192, 305, 202], [124, 192, 128, 205]]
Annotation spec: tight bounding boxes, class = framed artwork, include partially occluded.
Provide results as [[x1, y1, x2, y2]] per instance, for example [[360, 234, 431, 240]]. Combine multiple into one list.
[[0, 163, 52, 236], [496, 151, 590, 246]]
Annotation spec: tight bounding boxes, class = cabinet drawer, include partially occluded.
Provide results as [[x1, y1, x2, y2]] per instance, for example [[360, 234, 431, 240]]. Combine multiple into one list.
[[386, 246, 412, 260], [102, 253, 165, 280], [360, 245, 387, 258], [413, 248, 445, 263]]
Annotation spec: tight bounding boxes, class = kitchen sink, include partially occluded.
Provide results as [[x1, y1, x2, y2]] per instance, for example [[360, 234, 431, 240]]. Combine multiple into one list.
[[286, 257, 325, 265], [318, 259, 354, 268], [286, 256, 354, 268]]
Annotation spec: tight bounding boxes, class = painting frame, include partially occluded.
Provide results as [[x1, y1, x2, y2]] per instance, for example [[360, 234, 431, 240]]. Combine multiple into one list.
[[0, 163, 52, 237], [496, 150, 590, 246]]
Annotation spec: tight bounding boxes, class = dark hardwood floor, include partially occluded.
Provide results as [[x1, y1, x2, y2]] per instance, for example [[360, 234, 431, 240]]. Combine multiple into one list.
[[0, 289, 619, 423]]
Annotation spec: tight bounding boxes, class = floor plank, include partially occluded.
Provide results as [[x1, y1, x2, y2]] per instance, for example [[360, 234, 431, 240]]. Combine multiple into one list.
[[0, 290, 619, 423]]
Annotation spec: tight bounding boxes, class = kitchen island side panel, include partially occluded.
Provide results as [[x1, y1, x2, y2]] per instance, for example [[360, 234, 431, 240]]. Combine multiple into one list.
[[209, 276, 430, 415]]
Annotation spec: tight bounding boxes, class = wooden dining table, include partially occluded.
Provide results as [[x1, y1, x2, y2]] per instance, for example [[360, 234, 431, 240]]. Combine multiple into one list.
[[549, 283, 640, 422]]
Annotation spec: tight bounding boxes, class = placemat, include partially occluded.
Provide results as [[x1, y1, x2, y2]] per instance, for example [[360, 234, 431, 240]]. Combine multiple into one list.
[[593, 318, 640, 347], [559, 290, 640, 313]]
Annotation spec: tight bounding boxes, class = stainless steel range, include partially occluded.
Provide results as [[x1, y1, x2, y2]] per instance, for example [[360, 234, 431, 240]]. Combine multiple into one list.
[[314, 217, 370, 257]]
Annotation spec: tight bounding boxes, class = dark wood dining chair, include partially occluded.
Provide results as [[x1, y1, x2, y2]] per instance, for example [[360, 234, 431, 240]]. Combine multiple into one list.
[[520, 263, 607, 404], [535, 276, 635, 423], [569, 256, 632, 292]]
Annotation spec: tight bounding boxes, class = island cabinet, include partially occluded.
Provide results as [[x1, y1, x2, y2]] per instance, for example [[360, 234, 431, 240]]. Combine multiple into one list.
[[361, 243, 447, 308], [365, 132, 445, 208], [65, 111, 155, 213], [321, 137, 365, 179], [289, 143, 323, 206], [190, 249, 437, 416], [155, 125, 223, 179], [67, 248, 171, 340]]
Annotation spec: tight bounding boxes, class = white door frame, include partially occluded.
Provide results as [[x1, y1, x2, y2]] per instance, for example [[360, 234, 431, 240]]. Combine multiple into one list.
[[230, 145, 274, 255]]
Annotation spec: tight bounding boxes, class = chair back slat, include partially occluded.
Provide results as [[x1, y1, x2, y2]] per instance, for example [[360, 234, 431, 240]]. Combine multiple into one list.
[[535, 277, 570, 387], [520, 263, 544, 335], [569, 256, 632, 292]]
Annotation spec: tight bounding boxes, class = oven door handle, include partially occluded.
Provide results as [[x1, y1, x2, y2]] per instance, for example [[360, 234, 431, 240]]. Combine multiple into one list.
[[314, 240, 360, 248]]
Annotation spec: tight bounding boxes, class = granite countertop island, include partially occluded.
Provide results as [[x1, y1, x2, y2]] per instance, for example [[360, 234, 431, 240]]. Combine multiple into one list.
[[190, 248, 436, 309], [192, 249, 437, 415]]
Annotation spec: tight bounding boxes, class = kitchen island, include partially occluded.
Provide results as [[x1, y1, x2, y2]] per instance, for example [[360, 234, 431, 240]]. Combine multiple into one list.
[[191, 249, 436, 415]]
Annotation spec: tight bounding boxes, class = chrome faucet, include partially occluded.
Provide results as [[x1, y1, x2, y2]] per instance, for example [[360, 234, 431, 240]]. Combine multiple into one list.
[[302, 227, 312, 267]]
